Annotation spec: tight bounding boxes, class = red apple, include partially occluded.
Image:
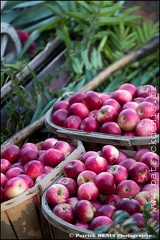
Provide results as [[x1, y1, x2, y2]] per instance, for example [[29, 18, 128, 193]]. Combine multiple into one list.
[[0, 187, 5, 203], [35, 173, 47, 184], [97, 105, 117, 124], [80, 117, 99, 132], [1, 173, 7, 188], [44, 166, 54, 174], [118, 83, 137, 98], [139, 152, 159, 172], [24, 160, 45, 180], [95, 172, 115, 196], [112, 89, 132, 105], [117, 198, 140, 215], [136, 101, 155, 119], [75, 199, 94, 223], [77, 182, 99, 200], [63, 160, 86, 179], [118, 109, 140, 131], [54, 140, 71, 157], [103, 98, 121, 113], [88, 110, 99, 119], [0, 158, 11, 174], [100, 122, 122, 135], [145, 96, 159, 113], [89, 216, 113, 231], [104, 194, 121, 207], [115, 150, 128, 164], [141, 183, 159, 204], [90, 199, 103, 211], [51, 109, 68, 126], [95, 204, 116, 218], [135, 118, 157, 136], [41, 138, 58, 150], [44, 148, 65, 168], [98, 93, 112, 103], [134, 191, 153, 211], [123, 131, 135, 136], [122, 101, 138, 110], [130, 213, 145, 228], [85, 156, 108, 174], [100, 145, 119, 165], [1, 144, 21, 163], [9, 162, 24, 170], [52, 100, 69, 112], [68, 103, 89, 119], [21, 142, 38, 151], [155, 113, 159, 132], [69, 92, 84, 105], [46, 183, 69, 206], [108, 165, 128, 185], [6, 167, 24, 179], [4, 177, 28, 200], [128, 162, 150, 184], [116, 180, 140, 198], [136, 85, 158, 98], [74, 222, 89, 229], [20, 148, 39, 165], [63, 115, 82, 129], [80, 151, 99, 164], [57, 177, 77, 197], [83, 91, 102, 111], [77, 170, 97, 186], [133, 97, 145, 104], [119, 158, 136, 171], [52, 203, 75, 224], [67, 197, 79, 211], [133, 148, 150, 161], [18, 174, 34, 188], [147, 172, 159, 185]]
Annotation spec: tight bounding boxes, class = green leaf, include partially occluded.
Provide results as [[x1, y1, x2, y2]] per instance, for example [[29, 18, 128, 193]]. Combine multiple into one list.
[[71, 57, 83, 74], [76, 1, 93, 13], [81, 49, 92, 70], [66, 11, 88, 21], [112, 210, 130, 224]]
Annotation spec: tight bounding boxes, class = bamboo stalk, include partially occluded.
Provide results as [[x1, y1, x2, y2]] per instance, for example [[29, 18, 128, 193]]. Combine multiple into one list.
[[1, 37, 159, 150]]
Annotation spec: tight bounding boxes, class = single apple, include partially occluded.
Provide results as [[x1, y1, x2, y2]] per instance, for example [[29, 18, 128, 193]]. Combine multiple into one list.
[[97, 105, 117, 124], [119, 158, 136, 171], [116, 179, 140, 198], [80, 151, 99, 164], [95, 172, 115, 196], [1, 144, 21, 164], [118, 109, 140, 131], [52, 202, 75, 224], [100, 122, 122, 135], [41, 138, 58, 150], [51, 109, 68, 126], [46, 183, 69, 207], [137, 101, 155, 119], [74, 222, 89, 229], [44, 148, 65, 168], [35, 173, 47, 184], [9, 162, 24, 170], [147, 171, 159, 185], [80, 117, 99, 133], [90, 199, 103, 211], [20, 148, 39, 165], [63, 115, 82, 129], [133, 148, 150, 161], [89, 216, 113, 231], [4, 177, 28, 200], [77, 170, 97, 186], [18, 173, 34, 188], [54, 140, 71, 157], [103, 98, 121, 113], [44, 166, 54, 174], [0, 158, 11, 174], [77, 182, 99, 201], [83, 91, 102, 111], [21, 142, 38, 151], [100, 145, 119, 165], [122, 101, 138, 110], [75, 199, 94, 223], [112, 89, 132, 105], [88, 110, 99, 119], [134, 191, 153, 211], [139, 152, 159, 172], [63, 160, 86, 179], [85, 156, 108, 174], [24, 160, 45, 180], [141, 184, 159, 204], [136, 85, 158, 98], [115, 150, 128, 164], [145, 96, 159, 113], [130, 213, 145, 228], [68, 103, 89, 120], [57, 177, 77, 197], [98, 93, 111, 104], [6, 167, 24, 179], [123, 131, 135, 136], [133, 97, 145, 104], [108, 165, 128, 185], [67, 197, 79, 211], [135, 118, 157, 136], [69, 92, 84, 105], [52, 100, 69, 112], [104, 194, 121, 207], [117, 198, 140, 215], [118, 83, 137, 98], [128, 162, 150, 184], [1, 173, 7, 188], [95, 204, 116, 219]]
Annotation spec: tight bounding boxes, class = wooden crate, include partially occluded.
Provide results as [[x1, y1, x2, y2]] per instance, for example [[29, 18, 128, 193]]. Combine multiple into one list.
[[40, 148, 159, 239], [1, 138, 85, 239]]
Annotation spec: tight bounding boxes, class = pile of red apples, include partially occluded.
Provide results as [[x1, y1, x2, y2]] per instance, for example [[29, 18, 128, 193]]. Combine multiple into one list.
[[1, 138, 75, 202], [50, 83, 159, 136], [45, 144, 159, 232]]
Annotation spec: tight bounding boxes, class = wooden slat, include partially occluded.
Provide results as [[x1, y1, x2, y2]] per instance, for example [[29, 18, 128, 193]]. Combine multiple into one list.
[[1, 211, 17, 239]]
